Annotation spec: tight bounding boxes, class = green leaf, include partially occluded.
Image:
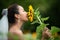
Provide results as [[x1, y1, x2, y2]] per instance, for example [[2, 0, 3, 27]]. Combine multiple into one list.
[[31, 20, 39, 24], [34, 8, 40, 16], [41, 17, 49, 22], [51, 26, 60, 35], [35, 8, 39, 12]]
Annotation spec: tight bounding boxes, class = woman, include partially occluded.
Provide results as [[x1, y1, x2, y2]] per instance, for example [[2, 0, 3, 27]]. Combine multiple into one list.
[[0, 4, 51, 40], [8, 4, 28, 40]]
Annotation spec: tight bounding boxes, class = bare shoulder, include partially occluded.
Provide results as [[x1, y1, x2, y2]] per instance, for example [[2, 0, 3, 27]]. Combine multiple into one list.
[[14, 30, 23, 35], [13, 30, 24, 40], [9, 30, 24, 40]]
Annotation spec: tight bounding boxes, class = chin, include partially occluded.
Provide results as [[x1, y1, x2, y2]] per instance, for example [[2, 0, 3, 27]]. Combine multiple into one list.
[[24, 19, 28, 22]]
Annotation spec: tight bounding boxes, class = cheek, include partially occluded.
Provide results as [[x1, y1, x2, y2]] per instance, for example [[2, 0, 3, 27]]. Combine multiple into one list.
[[23, 14, 27, 19], [20, 14, 26, 20], [22, 13, 27, 18], [22, 15, 28, 21], [20, 12, 28, 21]]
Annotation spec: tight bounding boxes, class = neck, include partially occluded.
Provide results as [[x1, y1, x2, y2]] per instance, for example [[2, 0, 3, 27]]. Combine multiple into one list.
[[10, 20, 24, 30]]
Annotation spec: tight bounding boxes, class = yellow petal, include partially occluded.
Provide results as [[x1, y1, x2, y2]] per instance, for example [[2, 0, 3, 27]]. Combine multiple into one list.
[[28, 5, 34, 22]]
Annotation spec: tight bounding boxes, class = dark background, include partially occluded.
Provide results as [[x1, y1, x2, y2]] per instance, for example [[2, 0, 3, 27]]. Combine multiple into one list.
[[0, 0, 60, 32]]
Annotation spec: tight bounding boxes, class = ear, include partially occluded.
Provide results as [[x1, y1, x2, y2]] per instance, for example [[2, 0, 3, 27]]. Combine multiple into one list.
[[15, 14, 20, 19]]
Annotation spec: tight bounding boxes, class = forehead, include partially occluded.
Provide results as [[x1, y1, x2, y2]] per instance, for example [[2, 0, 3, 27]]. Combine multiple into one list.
[[18, 5, 24, 10]]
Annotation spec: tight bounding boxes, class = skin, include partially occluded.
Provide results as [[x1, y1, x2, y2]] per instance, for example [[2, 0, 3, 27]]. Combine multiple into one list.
[[8, 5, 51, 40], [41, 27, 51, 40]]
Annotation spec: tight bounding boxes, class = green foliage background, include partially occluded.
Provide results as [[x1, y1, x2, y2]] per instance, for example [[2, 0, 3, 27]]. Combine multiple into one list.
[[0, 0, 60, 32]]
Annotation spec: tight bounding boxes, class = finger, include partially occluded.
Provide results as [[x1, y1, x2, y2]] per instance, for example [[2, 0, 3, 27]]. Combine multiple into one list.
[[45, 30, 51, 37]]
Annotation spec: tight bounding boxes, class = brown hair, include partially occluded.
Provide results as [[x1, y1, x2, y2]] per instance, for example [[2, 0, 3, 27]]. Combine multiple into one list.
[[7, 4, 19, 29]]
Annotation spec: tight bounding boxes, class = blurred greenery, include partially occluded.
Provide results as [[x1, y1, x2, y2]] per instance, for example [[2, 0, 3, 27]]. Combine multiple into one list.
[[0, 0, 60, 33], [24, 33, 33, 40]]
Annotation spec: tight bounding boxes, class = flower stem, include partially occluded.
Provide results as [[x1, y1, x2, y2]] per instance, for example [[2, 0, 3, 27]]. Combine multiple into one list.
[[37, 16, 42, 24]]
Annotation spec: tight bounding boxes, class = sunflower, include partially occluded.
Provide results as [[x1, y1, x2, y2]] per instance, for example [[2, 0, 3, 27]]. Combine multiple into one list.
[[28, 5, 34, 22]]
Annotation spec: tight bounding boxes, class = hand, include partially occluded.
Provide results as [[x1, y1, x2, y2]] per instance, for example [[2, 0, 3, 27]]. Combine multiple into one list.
[[42, 27, 51, 39]]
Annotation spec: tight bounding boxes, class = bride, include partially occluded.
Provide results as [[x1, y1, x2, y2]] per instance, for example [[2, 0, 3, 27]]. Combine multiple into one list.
[[0, 4, 51, 40]]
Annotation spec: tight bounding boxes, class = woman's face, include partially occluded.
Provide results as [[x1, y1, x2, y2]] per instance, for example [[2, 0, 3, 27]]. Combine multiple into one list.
[[17, 5, 28, 21]]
